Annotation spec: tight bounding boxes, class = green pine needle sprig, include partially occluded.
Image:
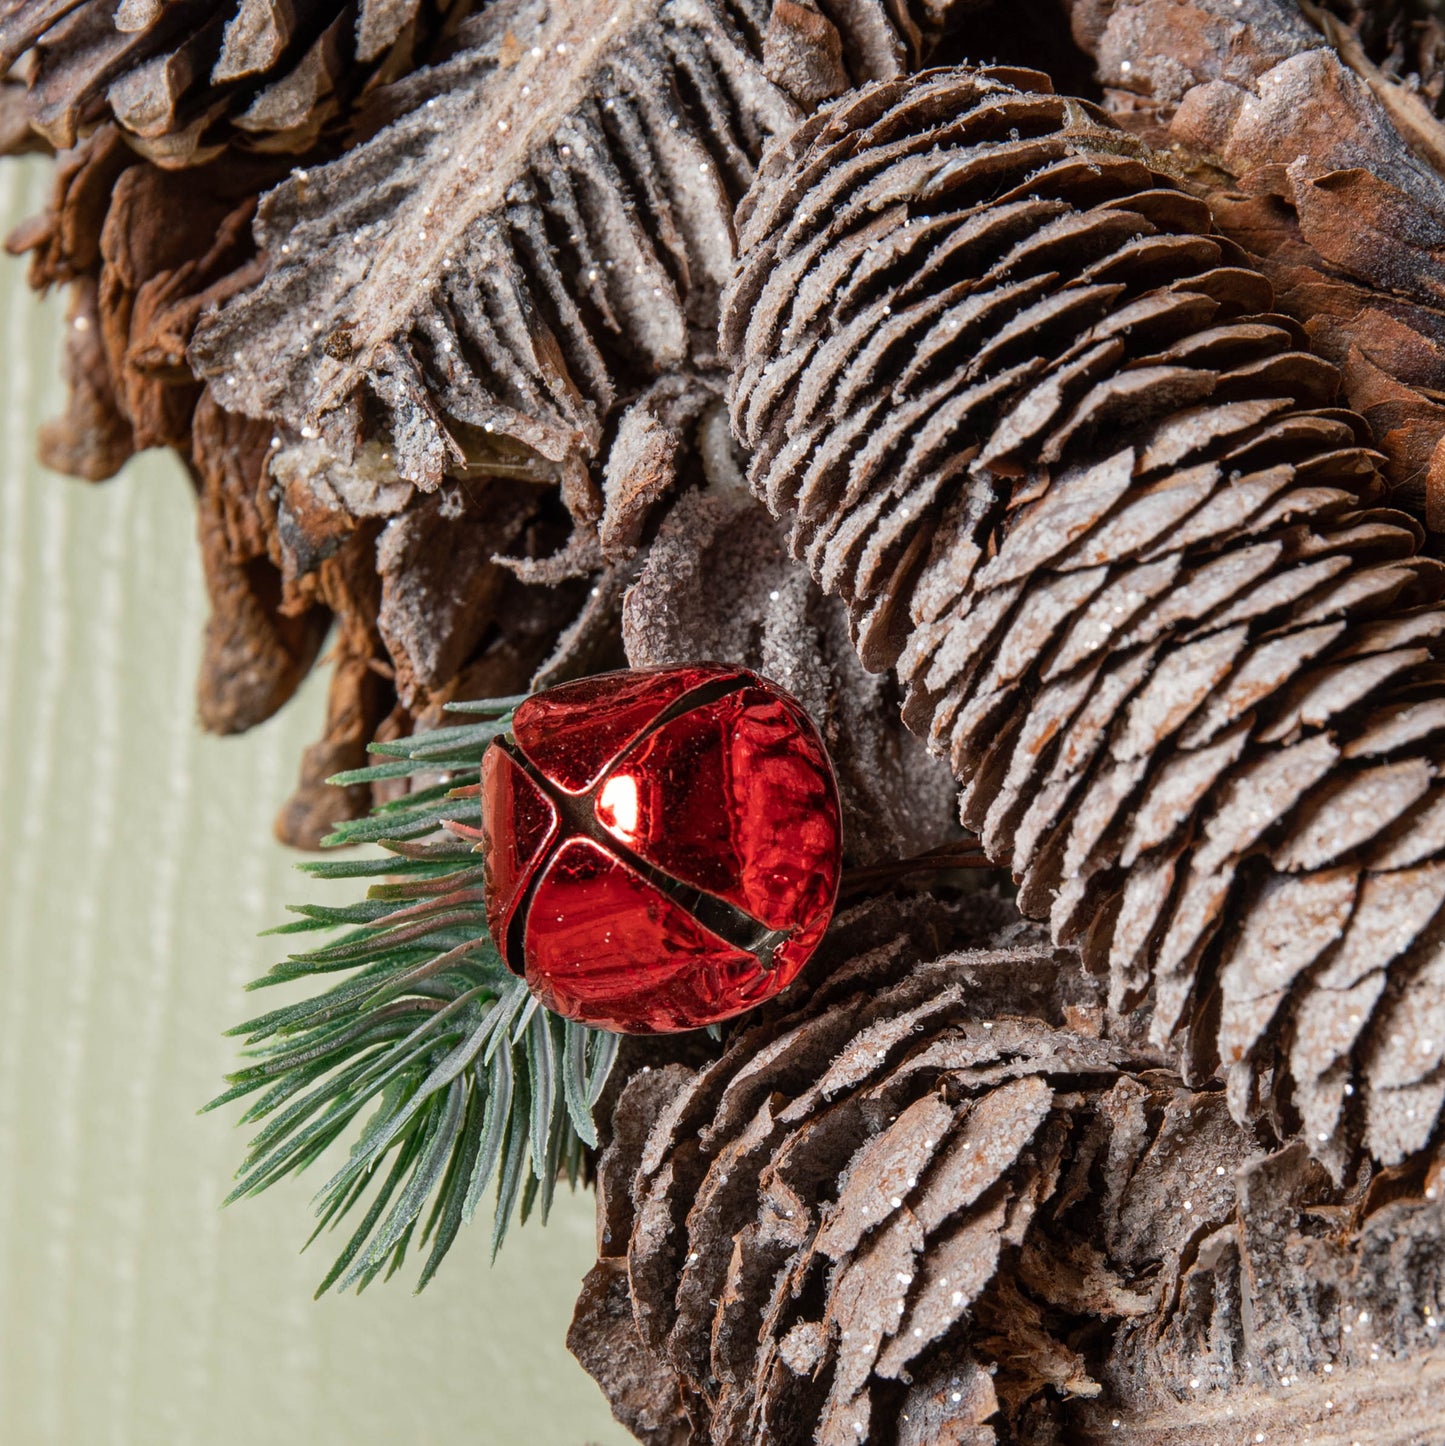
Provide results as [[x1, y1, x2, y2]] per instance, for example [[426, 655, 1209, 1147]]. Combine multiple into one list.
[[204, 696, 619, 1294]]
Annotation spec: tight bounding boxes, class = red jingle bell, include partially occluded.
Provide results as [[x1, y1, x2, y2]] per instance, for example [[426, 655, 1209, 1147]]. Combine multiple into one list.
[[478, 665, 843, 1034]]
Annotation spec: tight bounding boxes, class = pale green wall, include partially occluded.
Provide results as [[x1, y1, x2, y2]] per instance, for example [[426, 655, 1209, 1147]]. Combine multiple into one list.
[[0, 158, 632, 1446]]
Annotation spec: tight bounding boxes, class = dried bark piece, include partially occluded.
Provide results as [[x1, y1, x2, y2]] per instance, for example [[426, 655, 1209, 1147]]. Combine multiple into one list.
[[36, 273, 134, 480], [194, 459, 329, 735], [568, 1262, 690, 1446], [892, 1358, 998, 1446], [0, 66, 40, 156], [723, 66, 1445, 1167], [597, 378, 716, 560], [95, 160, 259, 452], [269, 535, 391, 847]]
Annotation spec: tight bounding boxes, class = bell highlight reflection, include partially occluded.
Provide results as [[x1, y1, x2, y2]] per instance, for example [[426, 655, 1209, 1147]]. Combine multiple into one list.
[[597, 773, 640, 840]]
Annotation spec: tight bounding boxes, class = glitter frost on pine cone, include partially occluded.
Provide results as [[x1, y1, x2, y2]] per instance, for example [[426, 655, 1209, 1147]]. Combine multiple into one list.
[[0, 0, 463, 159]]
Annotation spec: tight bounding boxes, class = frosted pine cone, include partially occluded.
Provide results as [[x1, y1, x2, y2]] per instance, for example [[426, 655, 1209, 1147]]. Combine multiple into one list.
[[722, 66, 1445, 1172], [1053, 0, 1445, 526], [572, 892, 1445, 1444]]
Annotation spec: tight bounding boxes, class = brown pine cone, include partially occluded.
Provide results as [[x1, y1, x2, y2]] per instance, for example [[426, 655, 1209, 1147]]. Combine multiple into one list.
[[722, 65, 1445, 1172], [572, 891, 1445, 1444], [1053, 0, 1445, 526], [0, 0, 463, 162]]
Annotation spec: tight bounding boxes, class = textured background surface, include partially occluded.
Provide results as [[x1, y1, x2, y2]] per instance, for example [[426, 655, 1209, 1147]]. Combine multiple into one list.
[[0, 158, 629, 1446]]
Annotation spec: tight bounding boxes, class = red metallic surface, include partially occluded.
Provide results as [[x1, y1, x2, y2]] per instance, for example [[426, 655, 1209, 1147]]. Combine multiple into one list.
[[478, 665, 843, 1034], [509, 666, 708, 793], [605, 690, 840, 930], [523, 838, 760, 1034], [479, 746, 558, 948]]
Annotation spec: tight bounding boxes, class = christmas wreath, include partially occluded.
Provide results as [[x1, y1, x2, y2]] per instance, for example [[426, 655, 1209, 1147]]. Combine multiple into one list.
[[6, 0, 1445, 1439]]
